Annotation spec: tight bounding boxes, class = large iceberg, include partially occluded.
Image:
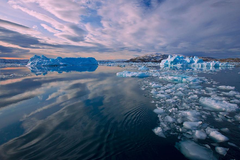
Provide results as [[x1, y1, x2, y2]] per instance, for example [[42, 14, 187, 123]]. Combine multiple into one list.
[[160, 55, 233, 67], [27, 55, 98, 66]]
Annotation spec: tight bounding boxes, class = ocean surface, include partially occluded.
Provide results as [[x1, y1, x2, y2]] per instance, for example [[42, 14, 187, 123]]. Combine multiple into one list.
[[0, 64, 240, 160]]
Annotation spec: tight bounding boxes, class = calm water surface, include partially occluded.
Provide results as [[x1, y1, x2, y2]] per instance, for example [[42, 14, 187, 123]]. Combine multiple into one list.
[[0, 66, 187, 160]]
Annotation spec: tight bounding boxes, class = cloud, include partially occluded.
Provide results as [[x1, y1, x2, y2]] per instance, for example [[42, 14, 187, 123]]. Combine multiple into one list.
[[0, 45, 30, 57], [3, 0, 240, 58]]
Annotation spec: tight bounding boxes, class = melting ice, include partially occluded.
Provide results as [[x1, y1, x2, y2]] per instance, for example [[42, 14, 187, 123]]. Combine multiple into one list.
[[116, 56, 240, 159]]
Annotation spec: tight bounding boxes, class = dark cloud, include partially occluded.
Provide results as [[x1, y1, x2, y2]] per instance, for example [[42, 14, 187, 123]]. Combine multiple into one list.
[[0, 19, 30, 30], [0, 27, 40, 48], [0, 45, 30, 57]]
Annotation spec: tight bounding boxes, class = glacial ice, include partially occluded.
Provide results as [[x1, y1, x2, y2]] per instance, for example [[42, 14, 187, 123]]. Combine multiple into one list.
[[160, 55, 233, 68], [153, 108, 165, 114], [218, 85, 235, 90], [27, 55, 98, 66], [153, 127, 166, 138], [199, 97, 238, 112], [116, 71, 150, 78], [183, 121, 202, 130], [175, 140, 217, 160], [138, 66, 149, 71], [114, 59, 239, 159], [215, 147, 228, 156], [208, 130, 229, 142], [194, 130, 207, 140]]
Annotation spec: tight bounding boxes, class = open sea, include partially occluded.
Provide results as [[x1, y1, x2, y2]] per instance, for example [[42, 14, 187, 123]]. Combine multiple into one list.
[[0, 63, 240, 160]]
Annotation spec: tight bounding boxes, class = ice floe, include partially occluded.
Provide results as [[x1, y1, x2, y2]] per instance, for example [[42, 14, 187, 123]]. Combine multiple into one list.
[[215, 147, 228, 156], [199, 97, 238, 112], [175, 140, 217, 160], [115, 60, 239, 159], [194, 130, 207, 140], [116, 71, 150, 78], [218, 85, 235, 90]]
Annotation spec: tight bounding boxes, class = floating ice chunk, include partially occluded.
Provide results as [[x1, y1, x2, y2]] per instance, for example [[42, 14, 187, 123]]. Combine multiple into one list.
[[220, 128, 230, 133], [234, 114, 240, 121], [188, 95, 198, 100], [151, 83, 162, 88], [183, 121, 202, 130], [27, 55, 98, 66], [215, 147, 228, 156], [175, 91, 184, 97], [222, 91, 240, 97], [230, 99, 240, 103], [153, 108, 165, 114], [156, 93, 170, 99], [194, 130, 207, 140], [209, 131, 229, 142], [164, 116, 175, 123], [228, 142, 239, 148], [179, 110, 201, 121], [159, 75, 201, 84], [218, 85, 235, 90], [116, 71, 150, 78], [138, 66, 149, 71], [153, 127, 166, 138], [199, 97, 238, 112], [175, 140, 217, 160], [206, 127, 217, 135], [235, 95, 240, 99], [206, 87, 216, 91]]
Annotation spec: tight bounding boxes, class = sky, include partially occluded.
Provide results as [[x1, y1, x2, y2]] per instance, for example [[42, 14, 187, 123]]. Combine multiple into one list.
[[0, 0, 240, 60]]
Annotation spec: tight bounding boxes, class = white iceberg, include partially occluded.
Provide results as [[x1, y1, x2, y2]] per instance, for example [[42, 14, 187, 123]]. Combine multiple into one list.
[[27, 55, 98, 66], [160, 55, 233, 68], [116, 71, 150, 78], [199, 97, 238, 112]]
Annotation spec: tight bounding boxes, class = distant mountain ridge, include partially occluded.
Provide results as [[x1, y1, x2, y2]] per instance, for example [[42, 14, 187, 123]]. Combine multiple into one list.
[[128, 53, 169, 62]]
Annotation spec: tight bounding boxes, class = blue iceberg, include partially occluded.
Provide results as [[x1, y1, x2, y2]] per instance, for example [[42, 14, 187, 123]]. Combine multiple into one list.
[[27, 55, 98, 66]]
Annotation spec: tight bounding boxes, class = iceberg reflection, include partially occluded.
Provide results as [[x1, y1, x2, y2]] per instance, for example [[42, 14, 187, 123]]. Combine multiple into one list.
[[27, 65, 98, 75]]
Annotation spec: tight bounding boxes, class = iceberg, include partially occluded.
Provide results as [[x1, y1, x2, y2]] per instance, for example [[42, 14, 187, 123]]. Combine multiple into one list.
[[116, 71, 150, 78], [160, 55, 233, 68], [27, 55, 98, 66]]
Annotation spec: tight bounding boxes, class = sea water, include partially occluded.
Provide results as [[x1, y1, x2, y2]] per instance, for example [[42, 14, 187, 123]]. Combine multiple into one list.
[[0, 64, 240, 160]]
